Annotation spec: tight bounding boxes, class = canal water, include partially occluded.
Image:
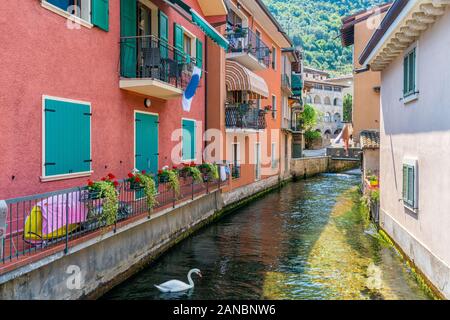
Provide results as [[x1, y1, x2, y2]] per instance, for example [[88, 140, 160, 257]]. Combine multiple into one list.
[[103, 170, 431, 300]]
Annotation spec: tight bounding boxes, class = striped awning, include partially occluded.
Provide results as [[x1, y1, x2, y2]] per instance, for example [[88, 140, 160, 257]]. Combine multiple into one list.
[[226, 61, 269, 98]]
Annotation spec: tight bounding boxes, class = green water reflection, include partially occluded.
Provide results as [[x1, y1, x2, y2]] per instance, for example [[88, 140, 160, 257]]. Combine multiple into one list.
[[103, 171, 431, 300]]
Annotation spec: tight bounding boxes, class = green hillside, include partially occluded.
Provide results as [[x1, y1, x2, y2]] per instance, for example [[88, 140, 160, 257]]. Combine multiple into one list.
[[263, 0, 388, 74]]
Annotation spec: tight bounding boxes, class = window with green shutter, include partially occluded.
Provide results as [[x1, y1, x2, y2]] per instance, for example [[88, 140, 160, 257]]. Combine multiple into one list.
[[182, 119, 196, 161], [403, 48, 416, 98], [402, 162, 417, 209], [196, 39, 203, 69], [174, 23, 185, 63], [44, 1, 109, 31], [44, 97, 91, 177], [92, 0, 109, 31]]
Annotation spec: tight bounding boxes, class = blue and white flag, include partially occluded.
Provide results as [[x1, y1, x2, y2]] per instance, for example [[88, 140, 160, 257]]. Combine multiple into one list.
[[182, 66, 202, 112]]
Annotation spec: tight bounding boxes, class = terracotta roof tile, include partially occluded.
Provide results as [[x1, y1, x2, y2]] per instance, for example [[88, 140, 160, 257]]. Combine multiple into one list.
[[360, 130, 380, 149]]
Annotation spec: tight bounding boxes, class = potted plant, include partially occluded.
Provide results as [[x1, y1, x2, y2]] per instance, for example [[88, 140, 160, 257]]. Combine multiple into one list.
[[368, 174, 379, 187], [180, 162, 203, 183], [158, 166, 181, 197], [87, 173, 119, 200], [86, 173, 119, 226], [199, 163, 219, 181], [127, 171, 144, 190]]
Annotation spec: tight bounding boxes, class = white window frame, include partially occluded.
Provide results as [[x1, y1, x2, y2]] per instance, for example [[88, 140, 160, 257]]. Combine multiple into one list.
[[402, 158, 418, 211], [272, 95, 277, 119], [181, 118, 197, 162], [255, 142, 261, 181], [41, 0, 93, 29], [271, 142, 277, 169], [182, 26, 197, 62], [41, 95, 93, 182], [403, 42, 419, 105]]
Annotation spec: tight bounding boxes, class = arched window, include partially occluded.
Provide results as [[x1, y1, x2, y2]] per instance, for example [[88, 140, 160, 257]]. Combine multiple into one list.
[[306, 95, 312, 104], [324, 112, 331, 123], [314, 95, 321, 105], [324, 97, 331, 105], [333, 98, 342, 106], [334, 113, 341, 123]]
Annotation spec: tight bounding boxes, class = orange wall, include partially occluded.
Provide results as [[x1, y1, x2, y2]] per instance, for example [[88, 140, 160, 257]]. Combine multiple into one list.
[[352, 12, 386, 142], [224, 1, 284, 190]]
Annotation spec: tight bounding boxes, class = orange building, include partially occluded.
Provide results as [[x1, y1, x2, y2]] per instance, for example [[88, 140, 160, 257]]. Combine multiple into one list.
[[340, 3, 392, 143], [207, 0, 294, 191]]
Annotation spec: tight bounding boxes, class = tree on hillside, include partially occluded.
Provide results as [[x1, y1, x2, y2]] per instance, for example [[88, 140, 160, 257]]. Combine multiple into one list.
[[343, 94, 353, 123], [263, 0, 387, 74]]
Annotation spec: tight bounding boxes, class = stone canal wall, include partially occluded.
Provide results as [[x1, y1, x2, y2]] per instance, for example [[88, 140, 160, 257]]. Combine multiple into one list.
[[0, 157, 360, 300], [0, 191, 224, 300], [290, 156, 359, 179]]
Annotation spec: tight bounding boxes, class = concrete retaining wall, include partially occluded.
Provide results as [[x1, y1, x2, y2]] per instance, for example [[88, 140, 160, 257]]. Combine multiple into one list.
[[290, 156, 359, 178], [381, 210, 450, 299], [0, 157, 359, 300], [0, 191, 223, 300]]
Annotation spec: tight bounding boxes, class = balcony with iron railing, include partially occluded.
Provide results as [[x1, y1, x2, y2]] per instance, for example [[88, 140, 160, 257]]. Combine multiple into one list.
[[225, 26, 271, 71], [225, 104, 267, 131], [119, 35, 195, 100]]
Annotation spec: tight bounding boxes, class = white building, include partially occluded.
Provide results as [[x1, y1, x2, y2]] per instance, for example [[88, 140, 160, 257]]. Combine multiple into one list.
[[304, 67, 350, 142], [360, 0, 450, 299]]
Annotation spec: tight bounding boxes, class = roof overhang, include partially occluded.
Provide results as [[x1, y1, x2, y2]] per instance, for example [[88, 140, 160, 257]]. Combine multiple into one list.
[[197, 0, 228, 16], [360, 0, 450, 71], [340, 3, 393, 47], [237, 0, 293, 48]]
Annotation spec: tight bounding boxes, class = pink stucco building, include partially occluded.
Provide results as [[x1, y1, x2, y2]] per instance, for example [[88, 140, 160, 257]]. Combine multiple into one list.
[[0, 0, 228, 199]]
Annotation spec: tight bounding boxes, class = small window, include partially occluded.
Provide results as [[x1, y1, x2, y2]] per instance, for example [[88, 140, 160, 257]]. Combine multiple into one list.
[[272, 47, 276, 70], [43, 0, 109, 31], [403, 161, 418, 210], [43, 96, 92, 179], [182, 119, 196, 161], [271, 143, 277, 169], [403, 48, 417, 98], [272, 95, 277, 119], [45, 0, 91, 22]]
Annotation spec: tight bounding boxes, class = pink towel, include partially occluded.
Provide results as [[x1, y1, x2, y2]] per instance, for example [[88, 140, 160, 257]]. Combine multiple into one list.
[[37, 192, 87, 235]]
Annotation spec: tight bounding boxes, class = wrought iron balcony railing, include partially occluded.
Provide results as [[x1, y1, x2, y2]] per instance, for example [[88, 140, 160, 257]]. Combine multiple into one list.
[[225, 104, 267, 130], [120, 35, 195, 90], [225, 27, 271, 68]]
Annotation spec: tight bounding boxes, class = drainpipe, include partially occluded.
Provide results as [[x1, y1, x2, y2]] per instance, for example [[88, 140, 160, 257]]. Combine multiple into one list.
[[204, 37, 208, 159]]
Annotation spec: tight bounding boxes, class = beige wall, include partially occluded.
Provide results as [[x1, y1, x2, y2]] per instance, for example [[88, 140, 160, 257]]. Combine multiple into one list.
[[352, 12, 386, 143], [362, 149, 379, 176], [379, 6, 450, 298]]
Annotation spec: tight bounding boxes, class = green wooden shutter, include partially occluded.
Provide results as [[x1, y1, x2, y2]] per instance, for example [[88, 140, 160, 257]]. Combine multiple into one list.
[[92, 0, 109, 31], [159, 10, 169, 59], [182, 120, 196, 161], [45, 98, 91, 177], [120, 0, 137, 78], [403, 56, 409, 96], [174, 23, 184, 62], [409, 49, 416, 94], [196, 38, 203, 69]]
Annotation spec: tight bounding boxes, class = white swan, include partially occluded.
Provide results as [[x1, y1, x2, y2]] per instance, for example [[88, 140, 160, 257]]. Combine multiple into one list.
[[154, 268, 202, 293]]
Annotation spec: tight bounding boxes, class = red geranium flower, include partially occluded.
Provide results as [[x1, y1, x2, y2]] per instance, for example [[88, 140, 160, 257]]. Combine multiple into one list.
[[128, 173, 134, 178], [158, 170, 163, 174], [113, 181, 119, 187], [142, 170, 146, 175], [87, 179, 93, 187], [135, 177, 141, 183], [108, 173, 115, 179], [101, 177, 106, 181], [173, 166, 177, 170]]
